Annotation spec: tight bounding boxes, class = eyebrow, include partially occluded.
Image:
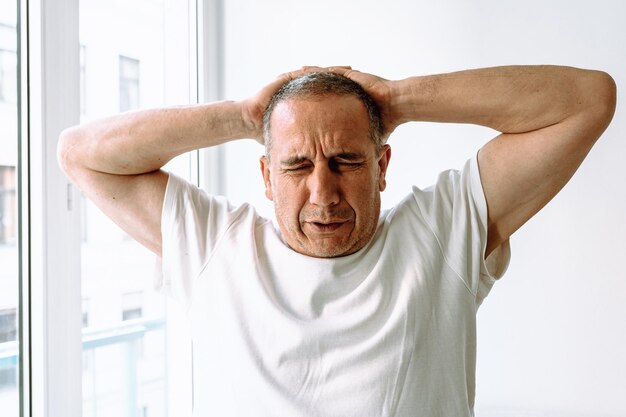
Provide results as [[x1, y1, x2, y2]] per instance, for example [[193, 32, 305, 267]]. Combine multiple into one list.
[[280, 155, 309, 167], [279, 152, 366, 167]]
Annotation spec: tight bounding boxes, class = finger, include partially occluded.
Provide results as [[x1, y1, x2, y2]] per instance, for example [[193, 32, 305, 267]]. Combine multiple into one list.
[[326, 66, 356, 76], [276, 69, 304, 82], [277, 67, 319, 81], [277, 66, 351, 84], [278, 65, 352, 81]]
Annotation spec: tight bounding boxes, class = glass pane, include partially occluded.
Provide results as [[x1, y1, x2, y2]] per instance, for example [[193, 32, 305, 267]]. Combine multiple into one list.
[[79, 0, 192, 416], [119, 56, 140, 112], [0, 0, 19, 416]]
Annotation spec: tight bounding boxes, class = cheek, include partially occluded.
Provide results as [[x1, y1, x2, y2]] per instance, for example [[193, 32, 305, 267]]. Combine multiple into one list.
[[273, 180, 305, 222], [348, 174, 381, 217]]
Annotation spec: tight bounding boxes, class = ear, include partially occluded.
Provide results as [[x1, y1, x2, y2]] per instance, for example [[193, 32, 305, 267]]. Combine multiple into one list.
[[377, 144, 391, 192], [260, 156, 274, 201]]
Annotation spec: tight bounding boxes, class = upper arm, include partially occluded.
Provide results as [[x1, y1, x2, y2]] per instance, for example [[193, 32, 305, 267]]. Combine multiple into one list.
[[57, 124, 171, 256], [63, 165, 169, 257], [478, 71, 616, 256]]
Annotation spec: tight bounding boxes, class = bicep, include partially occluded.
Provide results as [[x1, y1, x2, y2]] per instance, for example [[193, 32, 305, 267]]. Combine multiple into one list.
[[71, 168, 169, 256], [478, 109, 611, 256]]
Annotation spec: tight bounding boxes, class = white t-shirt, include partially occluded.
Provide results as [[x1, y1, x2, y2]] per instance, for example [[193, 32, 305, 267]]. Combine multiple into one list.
[[159, 156, 510, 417]]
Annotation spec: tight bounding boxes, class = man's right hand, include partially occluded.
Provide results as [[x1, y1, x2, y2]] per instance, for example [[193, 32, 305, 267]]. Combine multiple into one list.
[[243, 66, 355, 144], [242, 70, 301, 144]]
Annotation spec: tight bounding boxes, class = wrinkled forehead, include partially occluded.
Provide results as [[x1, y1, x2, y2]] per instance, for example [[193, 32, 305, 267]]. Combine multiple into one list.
[[268, 96, 374, 157]]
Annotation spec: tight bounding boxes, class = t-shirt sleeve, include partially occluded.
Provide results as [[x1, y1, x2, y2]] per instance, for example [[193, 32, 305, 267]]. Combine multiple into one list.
[[156, 172, 243, 308], [412, 155, 511, 307]]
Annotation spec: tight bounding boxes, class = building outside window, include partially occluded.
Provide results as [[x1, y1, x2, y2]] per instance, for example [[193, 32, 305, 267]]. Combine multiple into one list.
[[0, 308, 16, 344], [0, 166, 16, 244], [0, 50, 16, 103], [0, 23, 17, 104], [79, 0, 194, 415], [122, 292, 143, 321], [0, 5, 18, 416], [0, 308, 17, 391], [2, 0, 196, 413], [82, 298, 90, 328], [80, 45, 87, 115], [119, 55, 140, 112]]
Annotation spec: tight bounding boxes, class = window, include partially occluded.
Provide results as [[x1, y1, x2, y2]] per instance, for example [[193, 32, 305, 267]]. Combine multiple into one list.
[[0, 309, 17, 397], [122, 292, 143, 321], [80, 45, 86, 115], [119, 55, 140, 112], [0, 48, 16, 103], [0, 166, 17, 244], [82, 299, 90, 328], [79, 0, 194, 415], [0, 23, 17, 105], [0, 4, 19, 417], [0, 309, 16, 344], [5, 0, 201, 414], [0, 307, 18, 403], [0, 309, 18, 392]]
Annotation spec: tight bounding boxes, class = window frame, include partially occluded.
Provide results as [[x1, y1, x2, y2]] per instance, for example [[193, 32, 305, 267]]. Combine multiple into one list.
[[23, 1, 82, 416], [197, 0, 225, 194]]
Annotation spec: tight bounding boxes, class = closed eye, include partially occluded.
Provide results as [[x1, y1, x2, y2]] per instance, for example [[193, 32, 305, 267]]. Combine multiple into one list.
[[330, 159, 366, 172], [281, 164, 313, 174]]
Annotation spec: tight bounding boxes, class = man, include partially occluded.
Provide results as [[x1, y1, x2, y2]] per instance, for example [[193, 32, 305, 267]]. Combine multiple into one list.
[[58, 65, 615, 416]]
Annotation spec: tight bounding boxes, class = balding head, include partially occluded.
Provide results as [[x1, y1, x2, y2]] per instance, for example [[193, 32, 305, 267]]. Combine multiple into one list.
[[262, 72, 384, 158]]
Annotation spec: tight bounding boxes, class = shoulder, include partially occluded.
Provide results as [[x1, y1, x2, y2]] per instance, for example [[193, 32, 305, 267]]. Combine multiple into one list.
[[163, 172, 261, 224], [382, 157, 508, 298], [386, 158, 483, 229], [161, 172, 266, 270]]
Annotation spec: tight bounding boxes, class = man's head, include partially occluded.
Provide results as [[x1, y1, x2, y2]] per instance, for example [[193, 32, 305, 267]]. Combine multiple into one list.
[[263, 72, 385, 157], [260, 72, 392, 258]]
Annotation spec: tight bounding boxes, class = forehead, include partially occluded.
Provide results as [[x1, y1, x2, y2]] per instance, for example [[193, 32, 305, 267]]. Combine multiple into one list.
[[268, 95, 373, 158]]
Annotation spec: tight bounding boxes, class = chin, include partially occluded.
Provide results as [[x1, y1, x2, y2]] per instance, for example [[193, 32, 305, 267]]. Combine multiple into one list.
[[302, 240, 363, 259]]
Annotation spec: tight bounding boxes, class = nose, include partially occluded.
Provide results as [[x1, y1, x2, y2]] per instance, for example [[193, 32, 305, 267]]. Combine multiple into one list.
[[308, 165, 340, 208]]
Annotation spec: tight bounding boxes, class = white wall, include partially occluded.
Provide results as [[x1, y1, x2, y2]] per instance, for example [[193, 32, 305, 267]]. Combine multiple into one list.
[[219, 1, 626, 415]]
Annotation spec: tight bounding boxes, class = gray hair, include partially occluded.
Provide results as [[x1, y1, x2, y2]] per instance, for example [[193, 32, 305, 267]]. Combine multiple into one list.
[[262, 72, 384, 158]]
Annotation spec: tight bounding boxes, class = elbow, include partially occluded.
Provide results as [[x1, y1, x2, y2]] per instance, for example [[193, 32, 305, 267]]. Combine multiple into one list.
[[587, 70, 617, 131], [57, 126, 84, 181], [568, 69, 617, 146]]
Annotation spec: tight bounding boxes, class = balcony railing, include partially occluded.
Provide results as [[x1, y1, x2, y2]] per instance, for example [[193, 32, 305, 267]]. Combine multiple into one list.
[[0, 317, 167, 417]]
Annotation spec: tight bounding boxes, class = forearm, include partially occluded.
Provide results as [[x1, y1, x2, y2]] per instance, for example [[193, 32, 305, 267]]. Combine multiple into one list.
[[389, 65, 613, 134], [58, 100, 252, 176]]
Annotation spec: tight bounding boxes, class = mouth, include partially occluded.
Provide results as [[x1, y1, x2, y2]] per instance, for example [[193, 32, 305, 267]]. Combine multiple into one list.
[[307, 221, 349, 234]]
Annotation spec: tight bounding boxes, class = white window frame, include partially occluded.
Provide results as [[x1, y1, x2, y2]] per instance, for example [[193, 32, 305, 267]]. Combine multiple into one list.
[[197, 0, 225, 194], [20, 0, 223, 416], [24, 1, 82, 417]]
